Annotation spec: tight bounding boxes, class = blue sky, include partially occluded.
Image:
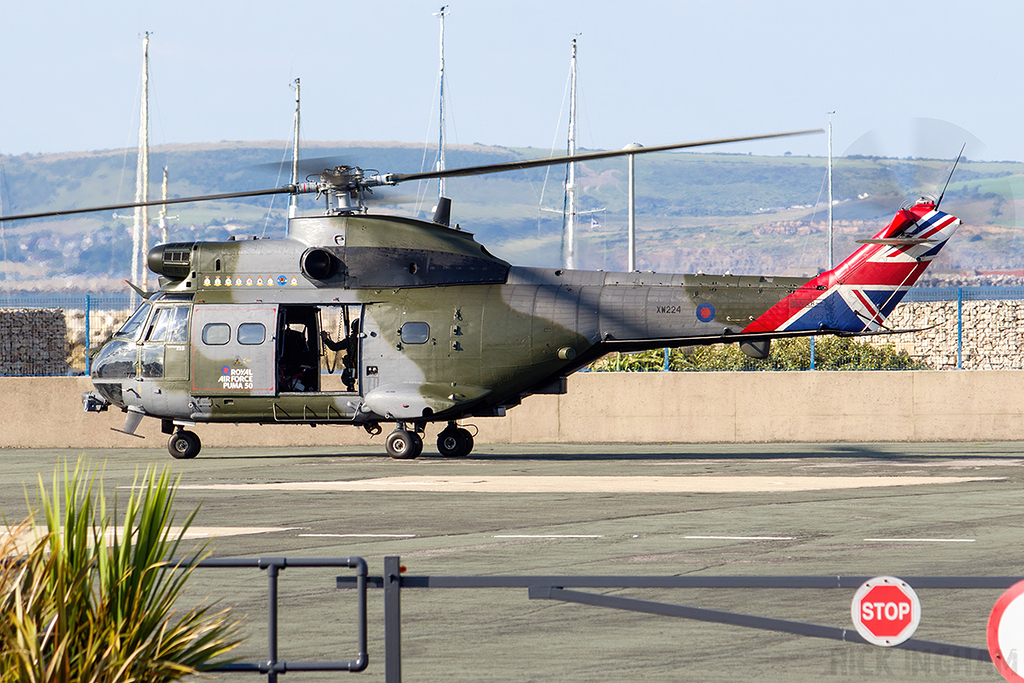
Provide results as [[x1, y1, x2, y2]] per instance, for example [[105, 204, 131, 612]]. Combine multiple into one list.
[[2, 0, 1022, 162]]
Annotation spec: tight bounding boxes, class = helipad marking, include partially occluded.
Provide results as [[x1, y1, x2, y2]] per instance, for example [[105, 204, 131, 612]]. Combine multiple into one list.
[[493, 534, 603, 539], [299, 533, 417, 538], [175, 474, 1001, 494], [685, 535, 794, 541], [864, 537, 976, 543], [1, 526, 295, 552], [172, 526, 299, 539]]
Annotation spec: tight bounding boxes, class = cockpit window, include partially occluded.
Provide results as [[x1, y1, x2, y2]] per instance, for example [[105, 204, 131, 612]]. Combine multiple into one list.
[[115, 303, 153, 341], [147, 306, 189, 343]]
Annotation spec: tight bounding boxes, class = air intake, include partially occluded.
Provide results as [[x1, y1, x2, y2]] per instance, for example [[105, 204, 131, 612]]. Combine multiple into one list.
[[147, 242, 195, 280]]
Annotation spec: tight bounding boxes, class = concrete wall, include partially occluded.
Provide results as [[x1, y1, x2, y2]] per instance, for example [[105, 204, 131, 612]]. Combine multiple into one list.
[[3, 371, 1023, 450]]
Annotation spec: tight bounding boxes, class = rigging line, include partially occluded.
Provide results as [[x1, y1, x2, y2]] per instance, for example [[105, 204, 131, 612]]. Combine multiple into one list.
[[538, 63, 573, 236], [443, 76, 458, 149], [118, 68, 145, 206], [799, 165, 830, 270], [261, 139, 291, 238], [416, 69, 443, 215]]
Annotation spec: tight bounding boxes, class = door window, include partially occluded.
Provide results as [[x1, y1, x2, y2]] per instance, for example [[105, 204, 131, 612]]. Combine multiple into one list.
[[238, 322, 266, 345], [202, 323, 231, 345]]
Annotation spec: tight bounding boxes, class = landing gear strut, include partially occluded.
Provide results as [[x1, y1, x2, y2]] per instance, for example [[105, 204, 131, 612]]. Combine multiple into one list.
[[436, 422, 474, 457], [385, 422, 423, 459], [168, 429, 201, 460]]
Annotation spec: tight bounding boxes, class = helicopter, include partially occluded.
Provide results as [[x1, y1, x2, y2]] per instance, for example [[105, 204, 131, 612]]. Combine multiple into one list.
[[1, 130, 962, 460]]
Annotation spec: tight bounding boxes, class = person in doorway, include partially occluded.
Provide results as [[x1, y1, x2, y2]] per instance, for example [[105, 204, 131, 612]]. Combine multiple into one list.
[[321, 319, 359, 391]]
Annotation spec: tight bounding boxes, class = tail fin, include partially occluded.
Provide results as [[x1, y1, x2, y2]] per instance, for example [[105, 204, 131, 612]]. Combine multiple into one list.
[[743, 200, 960, 335]]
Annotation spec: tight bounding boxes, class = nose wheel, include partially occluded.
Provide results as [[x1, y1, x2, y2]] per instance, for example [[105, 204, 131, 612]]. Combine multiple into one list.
[[168, 429, 201, 460]]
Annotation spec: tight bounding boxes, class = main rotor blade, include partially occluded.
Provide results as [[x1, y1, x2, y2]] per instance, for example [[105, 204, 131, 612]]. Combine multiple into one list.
[[0, 185, 307, 222], [387, 129, 822, 184]]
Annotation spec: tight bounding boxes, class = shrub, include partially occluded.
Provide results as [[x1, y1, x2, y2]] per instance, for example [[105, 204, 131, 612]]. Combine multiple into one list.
[[588, 337, 929, 372], [0, 462, 241, 682]]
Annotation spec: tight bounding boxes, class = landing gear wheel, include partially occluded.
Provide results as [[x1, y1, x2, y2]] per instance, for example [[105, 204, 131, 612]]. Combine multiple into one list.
[[409, 432, 424, 458], [386, 430, 420, 459], [168, 430, 201, 460], [436, 427, 474, 457]]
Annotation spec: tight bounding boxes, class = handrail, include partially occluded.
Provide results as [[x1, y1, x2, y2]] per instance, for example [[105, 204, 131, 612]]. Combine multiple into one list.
[[179, 556, 368, 681]]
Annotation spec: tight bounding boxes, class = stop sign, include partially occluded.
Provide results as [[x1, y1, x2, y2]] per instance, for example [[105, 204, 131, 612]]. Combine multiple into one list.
[[851, 576, 921, 646], [987, 579, 1024, 683]]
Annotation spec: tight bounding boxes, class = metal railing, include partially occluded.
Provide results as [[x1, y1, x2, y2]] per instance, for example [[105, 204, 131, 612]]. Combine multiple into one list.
[[187, 556, 368, 681], [334, 556, 1014, 683]]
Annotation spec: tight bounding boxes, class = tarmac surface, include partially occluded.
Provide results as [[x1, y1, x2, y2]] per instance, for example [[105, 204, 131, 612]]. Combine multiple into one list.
[[2, 441, 1023, 682]]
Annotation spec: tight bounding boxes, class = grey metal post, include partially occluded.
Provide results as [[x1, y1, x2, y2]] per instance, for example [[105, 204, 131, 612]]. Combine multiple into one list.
[[84, 294, 91, 374], [267, 560, 280, 682], [384, 556, 402, 683]]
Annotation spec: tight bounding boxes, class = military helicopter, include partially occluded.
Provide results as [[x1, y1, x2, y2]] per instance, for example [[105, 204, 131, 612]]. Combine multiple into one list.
[[1, 130, 962, 459]]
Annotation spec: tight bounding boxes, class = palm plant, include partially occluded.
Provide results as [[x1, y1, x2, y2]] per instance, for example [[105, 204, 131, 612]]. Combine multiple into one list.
[[0, 462, 241, 682]]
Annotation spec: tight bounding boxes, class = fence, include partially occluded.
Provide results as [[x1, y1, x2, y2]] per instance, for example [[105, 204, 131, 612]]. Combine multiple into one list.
[[590, 286, 1024, 373], [2, 288, 1024, 376], [0, 293, 134, 376]]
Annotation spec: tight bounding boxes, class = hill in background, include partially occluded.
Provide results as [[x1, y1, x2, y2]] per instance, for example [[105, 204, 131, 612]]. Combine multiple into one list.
[[1, 141, 1021, 292]]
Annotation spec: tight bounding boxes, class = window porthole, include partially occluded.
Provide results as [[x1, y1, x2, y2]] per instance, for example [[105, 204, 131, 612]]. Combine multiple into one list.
[[202, 323, 230, 345], [237, 322, 266, 345], [400, 322, 430, 344]]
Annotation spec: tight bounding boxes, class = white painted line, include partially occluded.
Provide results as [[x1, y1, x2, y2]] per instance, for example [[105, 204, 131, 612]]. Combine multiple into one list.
[[493, 534, 604, 539], [299, 533, 417, 538], [685, 535, 795, 541], [175, 475, 1003, 494], [864, 537, 976, 543]]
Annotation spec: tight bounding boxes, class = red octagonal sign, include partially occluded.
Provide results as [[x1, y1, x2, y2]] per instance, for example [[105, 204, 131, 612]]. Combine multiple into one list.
[[851, 576, 921, 646]]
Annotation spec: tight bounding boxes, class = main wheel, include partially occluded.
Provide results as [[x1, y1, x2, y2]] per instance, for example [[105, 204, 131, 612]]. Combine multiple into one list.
[[409, 432, 424, 458], [168, 430, 201, 460], [436, 427, 473, 457], [386, 430, 419, 459]]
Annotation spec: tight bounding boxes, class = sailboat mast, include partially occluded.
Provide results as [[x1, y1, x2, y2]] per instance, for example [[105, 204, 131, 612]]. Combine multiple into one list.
[[827, 111, 834, 269], [159, 167, 169, 243], [436, 6, 448, 202], [290, 78, 301, 218], [131, 31, 150, 293], [563, 38, 578, 270]]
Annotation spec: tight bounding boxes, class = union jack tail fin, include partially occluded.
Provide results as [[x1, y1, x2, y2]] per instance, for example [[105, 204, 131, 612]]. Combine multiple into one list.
[[743, 200, 960, 335]]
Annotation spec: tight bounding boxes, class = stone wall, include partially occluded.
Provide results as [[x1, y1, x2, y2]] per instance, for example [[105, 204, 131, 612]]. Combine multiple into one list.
[[0, 308, 68, 376], [878, 300, 1024, 370]]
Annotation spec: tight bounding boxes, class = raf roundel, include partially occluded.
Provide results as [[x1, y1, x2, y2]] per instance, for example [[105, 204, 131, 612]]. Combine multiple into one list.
[[696, 303, 716, 322], [221, 366, 231, 375]]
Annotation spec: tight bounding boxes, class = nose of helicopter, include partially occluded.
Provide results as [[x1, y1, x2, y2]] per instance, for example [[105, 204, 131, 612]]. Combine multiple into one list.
[[86, 338, 137, 409]]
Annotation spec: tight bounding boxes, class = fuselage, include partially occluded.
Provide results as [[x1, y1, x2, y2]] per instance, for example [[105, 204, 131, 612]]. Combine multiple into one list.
[[88, 212, 811, 429]]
